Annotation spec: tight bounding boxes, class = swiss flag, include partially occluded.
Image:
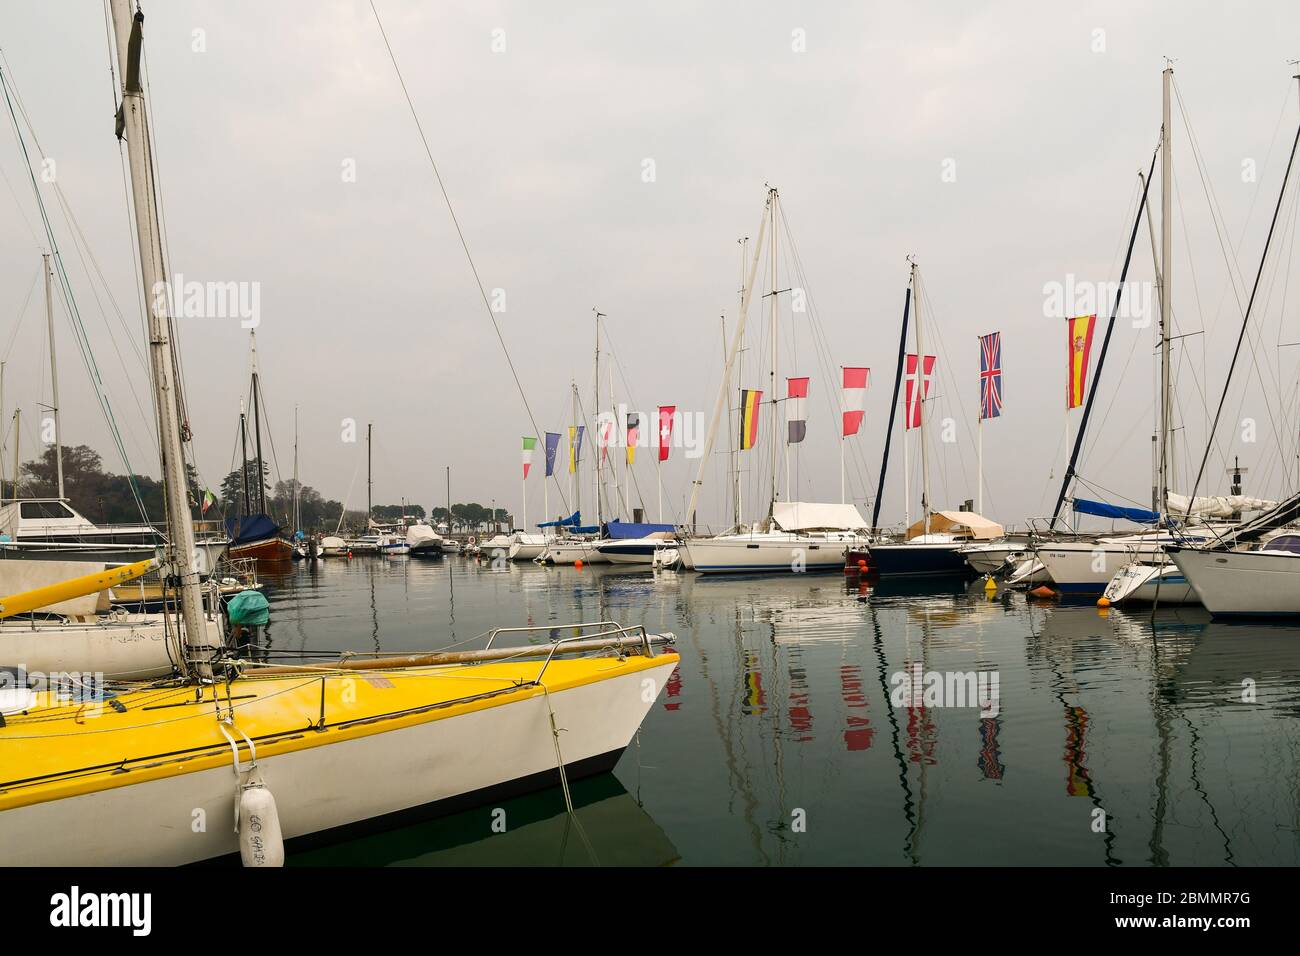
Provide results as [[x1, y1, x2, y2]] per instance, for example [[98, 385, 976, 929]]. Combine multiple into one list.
[[658, 405, 676, 462]]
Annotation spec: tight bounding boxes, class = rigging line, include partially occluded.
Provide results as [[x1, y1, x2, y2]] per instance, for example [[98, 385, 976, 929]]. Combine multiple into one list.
[[0, 66, 149, 521], [368, 0, 569, 520], [774, 205, 878, 498], [1, 266, 39, 361], [1190, 118, 1300, 505]]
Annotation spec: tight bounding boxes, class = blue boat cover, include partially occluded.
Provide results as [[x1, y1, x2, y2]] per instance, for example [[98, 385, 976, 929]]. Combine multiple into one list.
[[605, 519, 675, 539], [1072, 498, 1158, 523], [538, 511, 581, 529], [224, 513, 281, 545]]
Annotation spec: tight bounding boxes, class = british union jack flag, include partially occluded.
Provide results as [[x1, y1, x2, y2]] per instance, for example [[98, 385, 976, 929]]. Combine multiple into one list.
[[979, 331, 1002, 420]]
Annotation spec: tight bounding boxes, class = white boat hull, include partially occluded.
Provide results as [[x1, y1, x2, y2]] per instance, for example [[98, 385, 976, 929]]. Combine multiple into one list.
[[543, 541, 609, 565], [1102, 561, 1198, 605], [1168, 546, 1300, 616], [0, 615, 223, 682], [5, 657, 678, 865], [681, 534, 849, 574]]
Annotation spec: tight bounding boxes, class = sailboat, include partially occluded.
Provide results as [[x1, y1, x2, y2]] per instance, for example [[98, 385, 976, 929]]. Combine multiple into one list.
[[1037, 66, 1273, 596], [225, 334, 294, 564], [679, 187, 870, 574], [866, 260, 1003, 576], [0, 1, 679, 866]]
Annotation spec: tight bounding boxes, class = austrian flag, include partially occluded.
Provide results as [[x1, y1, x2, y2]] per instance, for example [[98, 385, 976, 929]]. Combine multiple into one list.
[[787, 377, 809, 444], [842, 367, 868, 436]]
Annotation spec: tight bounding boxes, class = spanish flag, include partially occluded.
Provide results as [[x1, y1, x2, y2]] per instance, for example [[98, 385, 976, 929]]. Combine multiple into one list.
[[739, 388, 763, 450], [1066, 314, 1096, 409]]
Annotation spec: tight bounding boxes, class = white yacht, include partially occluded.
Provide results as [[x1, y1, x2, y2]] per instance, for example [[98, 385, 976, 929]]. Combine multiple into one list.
[[405, 523, 445, 557], [680, 503, 865, 574]]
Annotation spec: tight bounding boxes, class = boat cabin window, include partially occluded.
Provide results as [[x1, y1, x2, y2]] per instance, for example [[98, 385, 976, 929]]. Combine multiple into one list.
[[19, 501, 76, 520], [1262, 534, 1300, 554]]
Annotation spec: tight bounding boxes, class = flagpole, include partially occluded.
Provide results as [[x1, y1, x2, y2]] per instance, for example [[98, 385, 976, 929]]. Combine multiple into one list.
[[840, 435, 845, 505], [978, 416, 983, 516], [657, 456, 662, 522], [903, 425, 911, 529]]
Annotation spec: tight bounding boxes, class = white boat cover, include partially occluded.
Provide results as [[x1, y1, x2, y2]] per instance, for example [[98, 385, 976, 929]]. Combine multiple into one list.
[[905, 510, 1004, 541], [1165, 493, 1276, 519], [771, 501, 869, 532]]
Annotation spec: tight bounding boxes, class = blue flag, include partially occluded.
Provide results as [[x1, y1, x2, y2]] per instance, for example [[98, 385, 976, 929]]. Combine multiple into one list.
[[544, 432, 561, 477]]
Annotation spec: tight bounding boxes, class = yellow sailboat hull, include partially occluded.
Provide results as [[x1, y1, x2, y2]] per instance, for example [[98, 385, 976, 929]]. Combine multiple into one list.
[[0, 558, 155, 619], [0, 650, 680, 865]]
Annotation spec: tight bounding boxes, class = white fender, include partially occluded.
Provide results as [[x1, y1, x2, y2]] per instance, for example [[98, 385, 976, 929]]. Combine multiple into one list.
[[238, 772, 284, 867]]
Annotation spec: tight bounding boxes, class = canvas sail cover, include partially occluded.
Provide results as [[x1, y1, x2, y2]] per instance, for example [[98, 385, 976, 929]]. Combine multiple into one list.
[[1165, 493, 1276, 519], [771, 501, 869, 533], [904, 510, 1004, 541]]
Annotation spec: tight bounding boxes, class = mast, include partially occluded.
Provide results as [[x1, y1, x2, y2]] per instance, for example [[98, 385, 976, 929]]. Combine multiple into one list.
[[1139, 167, 1162, 513], [685, 199, 767, 527], [110, 0, 209, 680], [593, 309, 605, 528], [366, 422, 373, 522], [239, 403, 250, 514], [872, 280, 912, 531], [249, 335, 267, 514], [446, 465, 451, 533], [912, 262, 931, 535], [1159, 63, 1173, 518], [735, 237, 747, 527], [767, 186, 779, 520], [0, 361, 5, 497], [10, 408, 19, 501], [571, 382, 580, 523], [292, 404, 300, 533], [43, 253, 64, 499]]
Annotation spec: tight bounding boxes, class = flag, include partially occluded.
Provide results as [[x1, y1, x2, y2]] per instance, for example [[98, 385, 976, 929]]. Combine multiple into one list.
[[625, 412, 640, 464], [568, 425, 585, 473], [904, 354, 935, 430], [544, 432, 560, 477], [598, 417, 614, 462], [739, 389, 762, 450], [1067, 314, 1096, 409], [658, 405, 676, 462], [787, 377, 809, 444], [521, 436, 537, 479], [979, 332, 1003, 420], [842, 367, 868, 436], [201, 488, 216, 514]]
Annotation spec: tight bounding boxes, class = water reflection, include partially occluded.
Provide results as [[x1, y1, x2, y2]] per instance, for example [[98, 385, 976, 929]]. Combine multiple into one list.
[[258, 557, 1300, 866]]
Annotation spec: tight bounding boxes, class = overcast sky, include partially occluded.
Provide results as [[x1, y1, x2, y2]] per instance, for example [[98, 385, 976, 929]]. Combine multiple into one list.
[[3, 1, 1300, 531]]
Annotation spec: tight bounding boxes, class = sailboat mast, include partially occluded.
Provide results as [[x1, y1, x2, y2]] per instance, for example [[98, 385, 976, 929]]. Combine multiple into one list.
[[43, 253, 64, 499], [912, 262, 931, 535], [735, 237, 747, 527], [366, 422, 373, 521], [446, 465, 451, 533], [1159, 64, 1173, 518], [250, 346, 267, 514], [871, 280, 912, 532], [594, 309, 604, 528], [768, 187, 779, 519], [239, 405, 250, 514], [110, 0, 208, 679], [292, 405, 300, 532], [685, 202, 767, 527], [571, 382, 580, 521]]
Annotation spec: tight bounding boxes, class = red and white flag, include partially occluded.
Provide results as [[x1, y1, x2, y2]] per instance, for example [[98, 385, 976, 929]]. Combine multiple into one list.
[[657, 405, 676, 461], [787, 377, 809, 444], [842, 367, 869, 436], [904, 354, 935, 430], [598, 417, 615, 462]]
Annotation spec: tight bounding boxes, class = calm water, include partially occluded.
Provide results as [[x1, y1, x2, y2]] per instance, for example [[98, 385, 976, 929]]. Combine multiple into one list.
[[250, 556, 1300, 867]]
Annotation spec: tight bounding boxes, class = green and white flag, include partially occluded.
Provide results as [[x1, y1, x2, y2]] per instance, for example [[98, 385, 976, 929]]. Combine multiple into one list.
[[521, 436, 537, 479]]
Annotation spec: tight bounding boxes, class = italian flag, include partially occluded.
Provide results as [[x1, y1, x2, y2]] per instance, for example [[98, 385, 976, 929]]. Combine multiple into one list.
[[521, 436, 537, 479]]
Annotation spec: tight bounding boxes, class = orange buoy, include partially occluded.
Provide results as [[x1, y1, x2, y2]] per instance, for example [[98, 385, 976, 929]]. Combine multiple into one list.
[[1028, 585, 1059, 600], [574, 559, 584, 569], [857, 559, 868, 569], [1096, 596, 1111, 608]]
